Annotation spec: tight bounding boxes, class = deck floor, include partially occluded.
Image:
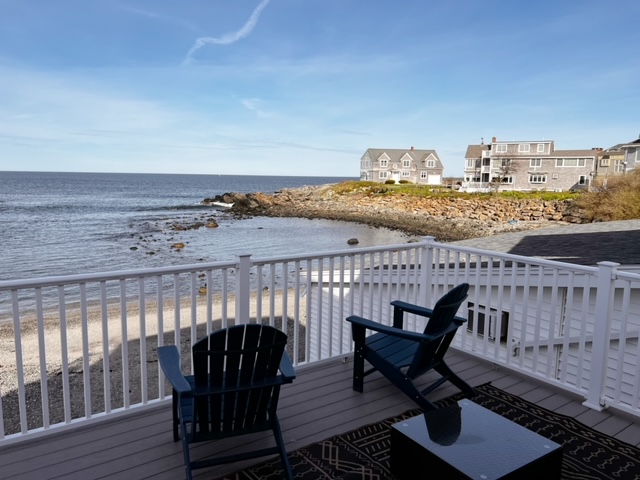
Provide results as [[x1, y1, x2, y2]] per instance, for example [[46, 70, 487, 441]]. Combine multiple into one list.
[[1, 350, 639, 480]]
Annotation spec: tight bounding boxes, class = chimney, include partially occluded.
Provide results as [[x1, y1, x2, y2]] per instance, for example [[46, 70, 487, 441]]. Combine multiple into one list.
[[492, 136, 497, 143], [410, 146, 414, 151]]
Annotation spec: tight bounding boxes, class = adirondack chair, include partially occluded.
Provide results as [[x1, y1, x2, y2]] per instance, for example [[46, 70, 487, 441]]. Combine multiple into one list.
[[157, 324, 296, 480], [346, 283, 474, 411]]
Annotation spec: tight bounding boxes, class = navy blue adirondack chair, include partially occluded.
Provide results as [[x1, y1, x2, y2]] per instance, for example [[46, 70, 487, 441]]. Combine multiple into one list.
[[346, 283, 474, 410], [157, 324, 296, 480]]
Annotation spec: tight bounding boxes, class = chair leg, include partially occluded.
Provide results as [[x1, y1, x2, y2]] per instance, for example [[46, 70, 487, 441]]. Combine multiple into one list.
[[172, 389, 179, 442], [180, 421, 193, 480], [434, 362, 475, 396], [272, 415, 294, 480], [352, 346, 365, 393]]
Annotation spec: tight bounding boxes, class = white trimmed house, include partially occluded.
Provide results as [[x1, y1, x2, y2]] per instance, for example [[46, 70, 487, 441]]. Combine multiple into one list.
[[462, 137, 597, 192], [360, 147, 444, 185]]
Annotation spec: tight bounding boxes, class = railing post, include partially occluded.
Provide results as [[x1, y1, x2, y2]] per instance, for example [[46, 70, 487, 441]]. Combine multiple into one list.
[[583, 261, 619, 411], [236, 254, 252, 325], [419, 236, 436, 305]]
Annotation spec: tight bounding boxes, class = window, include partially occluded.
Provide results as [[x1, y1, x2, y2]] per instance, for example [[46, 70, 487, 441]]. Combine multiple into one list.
[[578, 175, 587, 185], [467, 302, 509, 342], [402, 159, 411, 168], [537, 144, 546, 153], [614, 160, 625, 173], [495, 144, 507, 153], [420, 171, 427, 179], [518, 144, 530, 153], [556, 158, 586, 167], [600, 158, 610, 167], [530, 158, 541, 168], [466, 159, 475, 168], [500, 158, 512, 168], [379, 171, 388, 179], [380, 159, 388, 167], [529, 174, 547, 183], [402, 171, 410, 177], [426, 159, 435, 168], [492, 176, 513, 184]]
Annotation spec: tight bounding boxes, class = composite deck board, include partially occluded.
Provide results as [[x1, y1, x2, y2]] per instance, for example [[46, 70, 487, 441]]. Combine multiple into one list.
[[0, 350, 638, 480]]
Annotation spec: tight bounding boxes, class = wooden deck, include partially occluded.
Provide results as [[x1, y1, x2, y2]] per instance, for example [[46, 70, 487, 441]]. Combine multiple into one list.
[[1, 350, 639, 480]]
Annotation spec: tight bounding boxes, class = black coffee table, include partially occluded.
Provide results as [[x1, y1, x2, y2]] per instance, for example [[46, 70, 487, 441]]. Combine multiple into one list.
[[390, 399, 563, 479]]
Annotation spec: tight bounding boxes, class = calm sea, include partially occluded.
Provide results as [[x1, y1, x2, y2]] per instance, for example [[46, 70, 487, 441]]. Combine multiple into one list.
[[0, 171, 409, 281]]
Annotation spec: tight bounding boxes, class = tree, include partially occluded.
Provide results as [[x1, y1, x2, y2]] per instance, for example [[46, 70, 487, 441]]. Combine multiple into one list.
[[489, 157, 518, 193]]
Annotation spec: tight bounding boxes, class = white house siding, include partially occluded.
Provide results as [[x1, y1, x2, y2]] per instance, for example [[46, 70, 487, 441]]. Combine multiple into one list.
[[305, 264, 640, 407], [307, 281, 422, 362], [462, 282, 640, 408]]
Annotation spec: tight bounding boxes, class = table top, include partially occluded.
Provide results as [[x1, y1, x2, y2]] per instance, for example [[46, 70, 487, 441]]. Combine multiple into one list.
[[391, 399, 562, 479]]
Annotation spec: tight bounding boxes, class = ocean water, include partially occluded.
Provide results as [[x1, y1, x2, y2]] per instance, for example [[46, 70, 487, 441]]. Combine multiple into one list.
[[0, 171, 410, 282]]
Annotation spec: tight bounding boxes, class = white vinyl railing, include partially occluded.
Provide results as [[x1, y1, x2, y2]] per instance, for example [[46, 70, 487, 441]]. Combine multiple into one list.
[[1, 237, 639, 445]]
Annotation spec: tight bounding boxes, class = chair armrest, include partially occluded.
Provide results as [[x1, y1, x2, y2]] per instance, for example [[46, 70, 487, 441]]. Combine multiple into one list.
[[279, 351, 296, 382], [453, 315, 468, 326], [157, 345, 192, 394], [347, 315, 435, 343], [391, 300, 435, 318]]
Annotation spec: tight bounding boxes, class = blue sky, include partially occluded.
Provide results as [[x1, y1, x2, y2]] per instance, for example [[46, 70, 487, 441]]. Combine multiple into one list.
[[0, 0, 638, 177]]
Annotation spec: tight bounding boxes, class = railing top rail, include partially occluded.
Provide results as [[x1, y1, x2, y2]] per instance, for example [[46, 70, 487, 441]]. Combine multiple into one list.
[[615, 269, 640, 282], [0, 259, 238, 291], [249, 241, 426, 266], [0, 241, 427, 291], [430, 240, 599, 274], [4, 236, 622, 292]]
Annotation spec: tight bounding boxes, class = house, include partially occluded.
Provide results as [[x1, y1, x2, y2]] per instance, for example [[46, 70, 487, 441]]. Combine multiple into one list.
[[598, 135, 640, 177], [462, 137, 597, 192], [596, 146, 626, 177], [360, 147, 444, 185]]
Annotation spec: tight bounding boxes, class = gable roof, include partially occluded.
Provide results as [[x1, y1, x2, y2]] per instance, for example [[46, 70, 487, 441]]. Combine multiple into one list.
[[465, 144, 489, 158], [364, 148, 444, 169]]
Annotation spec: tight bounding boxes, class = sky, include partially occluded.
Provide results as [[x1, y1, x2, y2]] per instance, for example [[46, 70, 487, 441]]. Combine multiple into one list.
[[0, 0, 638, 178]]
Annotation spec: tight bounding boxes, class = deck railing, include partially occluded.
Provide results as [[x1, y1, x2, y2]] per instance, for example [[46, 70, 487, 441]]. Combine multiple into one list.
[[1, 237, 639, 445]]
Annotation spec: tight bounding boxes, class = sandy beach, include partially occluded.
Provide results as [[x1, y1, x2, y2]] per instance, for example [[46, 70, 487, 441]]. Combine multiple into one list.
[[0, 290, 305, 435]]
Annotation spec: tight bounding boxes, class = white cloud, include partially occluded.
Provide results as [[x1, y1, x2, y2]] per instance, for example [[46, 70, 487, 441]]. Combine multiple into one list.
[[184, 0, 271, 64]]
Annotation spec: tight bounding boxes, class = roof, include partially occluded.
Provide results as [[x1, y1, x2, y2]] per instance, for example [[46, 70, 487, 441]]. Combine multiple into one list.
[[452, 220, 640, 267], [551, 149, 598, 157], [364, 148, 444, 169], [465, 144, 489, 158]]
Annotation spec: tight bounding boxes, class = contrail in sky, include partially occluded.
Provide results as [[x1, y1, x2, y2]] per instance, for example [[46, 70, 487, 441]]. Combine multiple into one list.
[[184, 0, 271, 63]]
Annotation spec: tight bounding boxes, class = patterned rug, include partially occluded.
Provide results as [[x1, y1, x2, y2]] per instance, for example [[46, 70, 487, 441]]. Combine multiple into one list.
[[216, 383, 640, 480]]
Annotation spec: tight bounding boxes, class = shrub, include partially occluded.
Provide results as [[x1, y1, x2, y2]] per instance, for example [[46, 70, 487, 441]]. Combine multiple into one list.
[[398, 180, 411, 184], [384, 179, 396, 185], [575, 170, 640, 221]]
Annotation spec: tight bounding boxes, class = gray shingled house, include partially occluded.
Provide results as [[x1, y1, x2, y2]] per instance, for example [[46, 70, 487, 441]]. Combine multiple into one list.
[[360, 147, 444, 185], [462, 137, 597, 192]]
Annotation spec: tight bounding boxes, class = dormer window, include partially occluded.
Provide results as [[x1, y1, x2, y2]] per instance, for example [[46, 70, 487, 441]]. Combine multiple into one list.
[[380, 159, 388, 167], [427, 159, 435, 168], [518, 144, 530, 153], [496, 144, 507, 153], [402, 159, 411, 168], [537, 144, 545, 153]]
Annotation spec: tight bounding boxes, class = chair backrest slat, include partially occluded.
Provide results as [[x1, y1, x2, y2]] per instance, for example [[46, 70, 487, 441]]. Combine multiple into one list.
[[191, 324, 288, 438], [408, 283, 469, 378]]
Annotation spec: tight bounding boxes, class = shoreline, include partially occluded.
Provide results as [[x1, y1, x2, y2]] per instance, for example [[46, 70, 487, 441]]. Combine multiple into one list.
[[210, 185, 578, 242]]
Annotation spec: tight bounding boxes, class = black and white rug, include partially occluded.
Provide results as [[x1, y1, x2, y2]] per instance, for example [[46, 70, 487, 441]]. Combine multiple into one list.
[[216, 383, 640, 480]]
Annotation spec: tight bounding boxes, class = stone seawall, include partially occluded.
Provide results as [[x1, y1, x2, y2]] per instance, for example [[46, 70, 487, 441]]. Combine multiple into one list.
[[205, 185, 587, 242]]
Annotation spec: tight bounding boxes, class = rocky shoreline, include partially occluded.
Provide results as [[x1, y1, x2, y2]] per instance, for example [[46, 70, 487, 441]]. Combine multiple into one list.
[[205, 184, 586, 242]]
